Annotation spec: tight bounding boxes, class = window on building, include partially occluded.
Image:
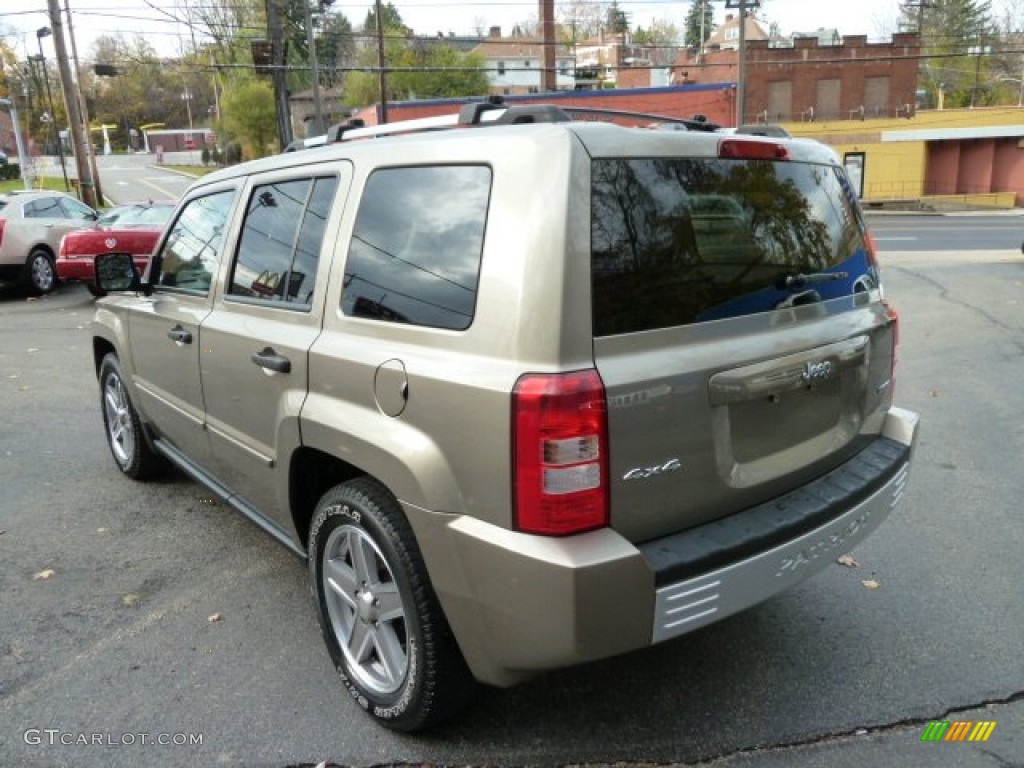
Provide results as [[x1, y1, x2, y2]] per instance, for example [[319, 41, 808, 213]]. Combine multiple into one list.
[[865, 76, 890, 117], [497, 61, 506, 75], [342, 166, 491, 330], [816, 78, 841, 121]]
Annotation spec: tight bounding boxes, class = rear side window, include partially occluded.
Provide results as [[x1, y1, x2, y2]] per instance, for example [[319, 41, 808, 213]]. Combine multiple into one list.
[[229, 176, 337, 306], [25, 198, 63, 219], [341, 165, 491, 331], [591, 158, 874, 336]]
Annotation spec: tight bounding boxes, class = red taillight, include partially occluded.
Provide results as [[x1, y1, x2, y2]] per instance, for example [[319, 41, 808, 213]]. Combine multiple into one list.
[[512, 369, 609, 536], [865, 229, 880, 267], [718, 138, 789, 160], [0, 220, 5, 247], [884, 301, 899, 397]]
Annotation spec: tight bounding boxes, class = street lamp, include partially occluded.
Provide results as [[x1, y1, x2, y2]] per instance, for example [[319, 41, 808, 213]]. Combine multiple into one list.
[[33, 26, 70, 191], [0, 97, 31, 191]]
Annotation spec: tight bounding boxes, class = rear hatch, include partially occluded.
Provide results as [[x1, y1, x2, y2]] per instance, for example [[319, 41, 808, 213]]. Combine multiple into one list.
[[589, 139, 897, 543]]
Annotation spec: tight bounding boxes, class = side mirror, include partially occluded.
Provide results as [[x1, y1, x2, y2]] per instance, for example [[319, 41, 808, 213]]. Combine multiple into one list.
[[95, 252, 142, 292]]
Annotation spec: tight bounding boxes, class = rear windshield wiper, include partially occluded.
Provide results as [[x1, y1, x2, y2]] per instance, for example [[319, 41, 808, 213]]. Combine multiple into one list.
[[779, 271, 849, 289]]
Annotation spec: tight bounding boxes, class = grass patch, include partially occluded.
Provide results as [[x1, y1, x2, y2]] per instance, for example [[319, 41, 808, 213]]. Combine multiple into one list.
[[0, 176, 73, 195]]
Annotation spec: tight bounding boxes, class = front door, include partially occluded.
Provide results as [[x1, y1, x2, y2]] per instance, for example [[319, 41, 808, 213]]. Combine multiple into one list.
[[126, 189, 237, 465]]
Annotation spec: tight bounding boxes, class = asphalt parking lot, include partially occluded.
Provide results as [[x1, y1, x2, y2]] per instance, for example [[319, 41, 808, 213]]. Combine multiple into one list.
[[1, 249, 1022, 767]]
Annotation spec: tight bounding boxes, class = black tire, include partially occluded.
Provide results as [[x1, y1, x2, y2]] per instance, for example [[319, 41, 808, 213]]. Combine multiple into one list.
[[98, 354, 167, 480], [87, 283, 107, 298], [23, 248, 58, 294], [308, 477, 475, 731]]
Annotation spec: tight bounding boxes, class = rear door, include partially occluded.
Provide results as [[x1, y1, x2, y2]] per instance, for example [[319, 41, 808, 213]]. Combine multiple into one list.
[[589, 150, 897, 543], [200, 170, 346, 530]]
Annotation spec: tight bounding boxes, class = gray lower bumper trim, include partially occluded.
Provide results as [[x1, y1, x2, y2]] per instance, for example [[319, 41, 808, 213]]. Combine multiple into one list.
[[651, 446, 914, 644]]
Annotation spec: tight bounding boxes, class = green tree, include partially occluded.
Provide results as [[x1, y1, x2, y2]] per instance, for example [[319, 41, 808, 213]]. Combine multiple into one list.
[[606, 1, 630, 34], [684, 0, 714, 50], [898, 0, 996, 107], [363, 2, 405, 34], [633, 18, 680, 65], [318, 10, 356, 88], [221, 77, 277, 158]]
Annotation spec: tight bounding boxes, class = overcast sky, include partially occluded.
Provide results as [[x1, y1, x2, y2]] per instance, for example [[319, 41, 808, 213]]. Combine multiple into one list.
[[2, 0, 913, 61]]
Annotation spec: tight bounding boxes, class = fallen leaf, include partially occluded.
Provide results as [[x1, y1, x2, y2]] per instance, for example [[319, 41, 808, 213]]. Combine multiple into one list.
[[18, 386, 31, 391], [122, 593, 140, 607], [837, 554, 860, 568], [207, 613, 223, 623], [0, 529, 6, 536], [25, 297, 38, 303], [861, 579, 881, 589], [929, 389, 941, 397], [34, 568, 56, 580]]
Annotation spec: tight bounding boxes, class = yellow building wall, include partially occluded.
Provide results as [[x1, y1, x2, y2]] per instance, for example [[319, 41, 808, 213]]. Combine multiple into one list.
[[779, 107, 1024, 202]]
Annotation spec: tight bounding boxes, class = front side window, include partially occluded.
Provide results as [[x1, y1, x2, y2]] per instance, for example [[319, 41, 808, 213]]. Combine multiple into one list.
[[229, 176, 337, 306], [591, 157, 874, 336], [341, 166, 491, 330], [60, 198, 96, 220], [154, 191, 235, 294]]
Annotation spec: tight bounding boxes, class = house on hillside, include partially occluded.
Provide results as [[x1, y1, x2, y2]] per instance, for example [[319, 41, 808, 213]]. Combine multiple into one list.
[[705, 12, 769, 51], [471, 27, 575, 95]]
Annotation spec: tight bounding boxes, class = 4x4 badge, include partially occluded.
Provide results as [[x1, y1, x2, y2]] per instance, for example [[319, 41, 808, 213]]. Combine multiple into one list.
[[802, 360, 834, 383], [623, 458, 682, 481]]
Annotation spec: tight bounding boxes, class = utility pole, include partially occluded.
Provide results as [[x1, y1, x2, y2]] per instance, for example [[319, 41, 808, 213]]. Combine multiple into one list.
[[540, 0, 556, 91], [375, 0, 388, 123], [45, 0, 95, 207], [303, 0, 324, 134], [266, 0, 292, 147], [34, 27, 70, 191], [64, 0, 103, 204]]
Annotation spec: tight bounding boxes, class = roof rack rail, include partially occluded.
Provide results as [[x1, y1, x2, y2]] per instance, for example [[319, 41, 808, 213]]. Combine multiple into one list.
[[561, 106, 721, 132], [280, 98, 724, 153]]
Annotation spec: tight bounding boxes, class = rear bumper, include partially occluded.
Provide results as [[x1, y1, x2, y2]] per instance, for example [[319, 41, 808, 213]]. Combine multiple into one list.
[[56, 258, 96, 281], [407, 407, 919, 687], [57, 256, 148, 281]]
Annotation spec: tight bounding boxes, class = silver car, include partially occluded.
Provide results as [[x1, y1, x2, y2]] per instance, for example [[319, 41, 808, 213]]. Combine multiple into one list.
[[0, 190, 97, 293]]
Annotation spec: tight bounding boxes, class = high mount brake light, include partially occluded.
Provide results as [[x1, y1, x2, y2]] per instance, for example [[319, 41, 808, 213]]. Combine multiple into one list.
[[718, 138, 789, 160], [512, 369, 610, 536]]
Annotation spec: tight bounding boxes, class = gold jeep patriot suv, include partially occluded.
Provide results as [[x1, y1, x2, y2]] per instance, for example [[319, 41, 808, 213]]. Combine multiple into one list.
[[91, 101, 919, 731]]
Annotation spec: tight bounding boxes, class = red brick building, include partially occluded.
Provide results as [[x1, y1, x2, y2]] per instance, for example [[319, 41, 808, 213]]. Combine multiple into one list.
[[352, 83, 738, 129], [671, 32, 921, 125]]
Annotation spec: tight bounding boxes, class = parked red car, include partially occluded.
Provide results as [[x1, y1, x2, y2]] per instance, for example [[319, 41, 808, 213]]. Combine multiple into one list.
[[57, 201, 174, 296]]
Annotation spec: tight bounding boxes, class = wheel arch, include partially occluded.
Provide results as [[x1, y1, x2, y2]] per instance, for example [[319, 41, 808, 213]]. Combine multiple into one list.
[[289, 446, 366, 553], [93, 336, 117, 378], [27, 242, 56, 260]]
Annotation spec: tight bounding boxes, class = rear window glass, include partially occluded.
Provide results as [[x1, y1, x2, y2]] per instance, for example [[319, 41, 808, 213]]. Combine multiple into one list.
[[591, 157, 875, 336]]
